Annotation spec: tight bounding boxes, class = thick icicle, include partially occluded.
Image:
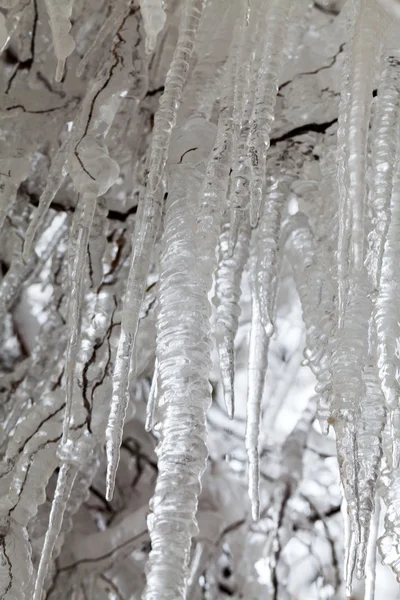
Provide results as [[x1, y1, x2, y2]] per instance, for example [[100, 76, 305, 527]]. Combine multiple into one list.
[[245, 252, 269, 521], [142, 117, 216, 600], [106, 0, 205, 501], [365, 56, 400, 289], [375, 118, 400, 461], [43, 0, 75, 81], [140, 0, 166, 54], [214, 216, 251, 418], [247, 0, 294, 227], [336, 0, 390, 322]]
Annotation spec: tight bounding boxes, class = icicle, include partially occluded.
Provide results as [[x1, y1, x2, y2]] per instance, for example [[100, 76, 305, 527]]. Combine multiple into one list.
[[180, 1, 237, 121], [106, 0, 205, 501], [365, 56, 400, 290], [23, 141, 69, 259], [256, 169, 291, 335], [43, 0, 75, 81], [145, 359, 158, 432], [355, 326, 385, 580], [142, 117, 216, 600], [364, 500, 380, 600], [378, 468, 400, 580], [336, 0, 390, 323], [33, 434, 93, 600], [375, 116, 400, 464], [282, 214, 335, 432], [245, 254, 269, 521], [227, 0, 262, 250], [140, 0, 166, 54], [62, 189, 97, 443], [33, 462, 78, 600], [214, 216, 251, 418], [247, 0, 294, 227]]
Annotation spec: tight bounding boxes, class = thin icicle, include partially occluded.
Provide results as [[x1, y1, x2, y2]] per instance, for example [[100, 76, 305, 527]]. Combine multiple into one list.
[[214, 216, 251, 418], [63, 190, 97, 443], [23, 141, 69, 259], [256, 168, 291, 336], [33, 433, 94, 600], [364, 500, 380, 600], [355, 326, 385, 579], [33, 462, 78, 600], [247, 0, 294, 227], [336, 0, 390, 323], [245, 252, 269, 521], [43, 0, 75, 81], [282, 214, 335, 432], [106, 0, 205, 501], [365, 56, 400, 289], [228, 0, 262, 250], [140, 0, 166, 54]]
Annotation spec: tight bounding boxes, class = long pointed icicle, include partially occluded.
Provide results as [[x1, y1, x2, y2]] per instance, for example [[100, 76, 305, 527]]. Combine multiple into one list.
[[336, 0, 390, 323], [282, 214, 334, 432], [245, 250, 269, 521], [106, 0, 205, 501], [247, 0, 294, 227], [142, 117, 216, 600], [364, 500, 380, 600], [62, 190, 97, 443], [33, 462, 78, 600], [355, 331, 385, 579], [365, 56, 400, 290], [214, 216, 251, 419], [256, 168, 291, 336], [23, 141, 69, 259]]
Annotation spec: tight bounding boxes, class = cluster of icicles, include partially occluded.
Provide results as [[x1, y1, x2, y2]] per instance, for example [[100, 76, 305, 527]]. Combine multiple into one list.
[[3, 0, 400, 597]]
